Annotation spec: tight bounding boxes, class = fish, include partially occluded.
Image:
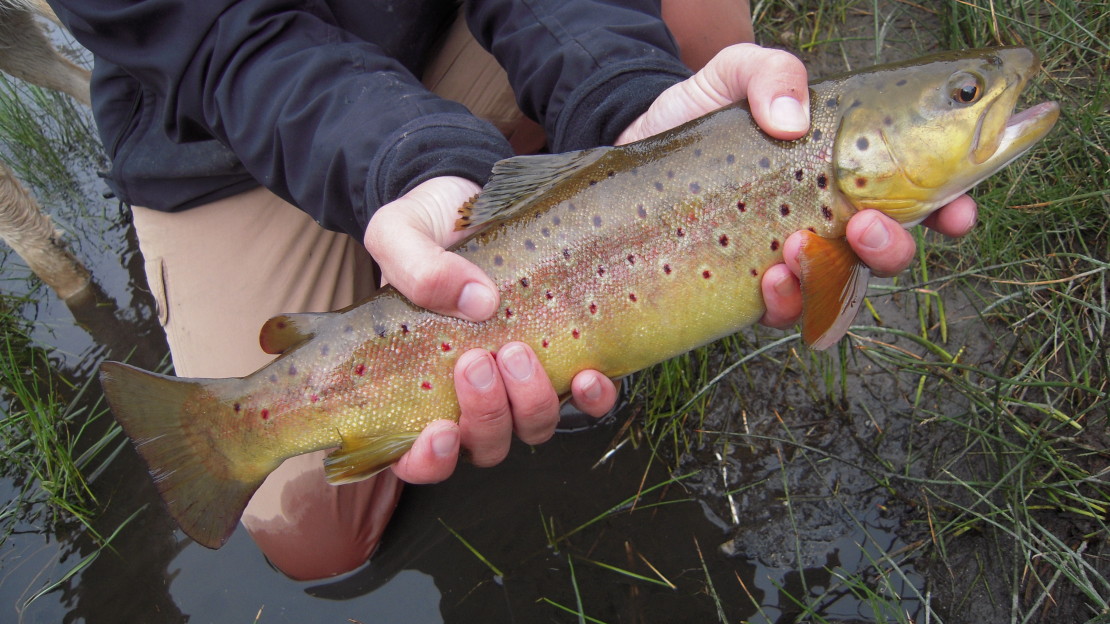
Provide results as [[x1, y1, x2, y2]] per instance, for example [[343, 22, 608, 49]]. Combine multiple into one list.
[[99, 47, 1059, 549]]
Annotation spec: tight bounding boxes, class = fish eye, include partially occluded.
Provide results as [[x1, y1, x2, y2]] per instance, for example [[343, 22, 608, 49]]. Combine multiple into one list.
[[948, 72, 984, 105]]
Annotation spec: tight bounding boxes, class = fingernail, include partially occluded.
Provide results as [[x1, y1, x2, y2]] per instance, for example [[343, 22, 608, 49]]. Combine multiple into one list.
[[580, 374, 602, 402], [457, 282, 497, 320], [464, 354, 495, 390], [432, 426, 459, 458], [770, 96, 808, 133], [773, 273, 799, 298], [501, 344, 533, 381], [860, 215, 891, 250]]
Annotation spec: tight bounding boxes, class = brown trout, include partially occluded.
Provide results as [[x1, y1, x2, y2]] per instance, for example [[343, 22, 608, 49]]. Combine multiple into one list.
[[100, 47, 1058, 548]]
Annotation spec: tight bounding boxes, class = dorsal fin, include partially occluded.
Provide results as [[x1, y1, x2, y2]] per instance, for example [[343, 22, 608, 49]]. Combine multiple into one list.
[[259, 312, 333, 355], [455, 147, 612, 230]]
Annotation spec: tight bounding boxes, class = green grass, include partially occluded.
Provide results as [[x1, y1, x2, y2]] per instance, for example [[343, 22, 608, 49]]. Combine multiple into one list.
[[627, 0, 1109, 622]]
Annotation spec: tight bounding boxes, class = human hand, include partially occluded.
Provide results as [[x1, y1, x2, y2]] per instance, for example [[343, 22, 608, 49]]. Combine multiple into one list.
[[616, 43, 977, 330], [363, 177, 618, 484]]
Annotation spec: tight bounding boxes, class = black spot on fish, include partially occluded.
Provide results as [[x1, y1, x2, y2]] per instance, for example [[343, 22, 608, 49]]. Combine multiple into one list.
[[592, 215, 602, 227], [856, 137, 870, 151], [813, 129, 823, 141], [568, 203, 577, 212], [780, 204, 790, 216], [494, 255, 504, 266], [817, 174, 828, 189], [400, 324, 409, 335], [637, 204, 647, 218], [855, 177, 868, 188], [694, 148, 703, 157], [676, 227, 685, 237], [597, 265, 606, 276], [563, 248, 571, 259], [524, 239, 536, 250], [344, 325, 354, 333], [588, 180, 597, 186], [896, 79, 907, 86], [850, 99, 861, 108], [750, 268, 758, 277], [794, 169, 804, 181], [822, 205, 833, 220], [726, 154, 736, 164], [759, 157, 770, 169], [288, 364, 297, 376], [663, 263, 672, 274], [883, 116, 893, 126], [553, 215, 561, 225], [541, 227, 551, 237], [654, 181, 664, 191], [374, 324, 386, 338], [627, 254, 636, 265], [826, 96, 838, 108], [737, 201, 747, 212], [520, 277, 530, 287], [320, 344, 330, 355], [689, 182, 701, 194], [233, 403, 241, 412], [770, 239, 780, 251], [545, 290, 554, 300], [719, 234, 729, 247], [607, 170, 615, 177], [667, 170, 675, 179]]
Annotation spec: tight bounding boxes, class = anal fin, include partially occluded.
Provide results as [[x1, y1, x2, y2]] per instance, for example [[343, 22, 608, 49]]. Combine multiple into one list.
[[797, 232, 871, 350], [324, 431, 421, 484]]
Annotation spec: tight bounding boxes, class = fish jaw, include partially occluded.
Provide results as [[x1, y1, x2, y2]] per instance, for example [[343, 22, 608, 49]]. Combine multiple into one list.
[[831, 47, 1059, 225]]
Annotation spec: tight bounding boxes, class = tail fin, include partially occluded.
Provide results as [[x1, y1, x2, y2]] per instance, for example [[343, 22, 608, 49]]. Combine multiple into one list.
[[99, 361, 263, 549]]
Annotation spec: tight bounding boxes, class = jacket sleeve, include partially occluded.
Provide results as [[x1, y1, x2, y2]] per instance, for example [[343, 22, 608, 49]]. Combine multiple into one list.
[[466, 0, 693, 152], [48, 0, 513, 239]]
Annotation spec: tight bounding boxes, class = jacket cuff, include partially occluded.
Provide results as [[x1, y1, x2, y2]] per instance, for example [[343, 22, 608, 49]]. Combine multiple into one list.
[[359, 114, 515, 234], [552, 60, 690, 152]]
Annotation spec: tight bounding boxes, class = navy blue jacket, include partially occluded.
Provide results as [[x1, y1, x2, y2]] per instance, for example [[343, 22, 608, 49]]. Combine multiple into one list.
[[48, 0, 691, 239]]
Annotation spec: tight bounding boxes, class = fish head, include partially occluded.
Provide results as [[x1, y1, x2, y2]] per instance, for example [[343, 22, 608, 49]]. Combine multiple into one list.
[[832, 47, 1059, 225]]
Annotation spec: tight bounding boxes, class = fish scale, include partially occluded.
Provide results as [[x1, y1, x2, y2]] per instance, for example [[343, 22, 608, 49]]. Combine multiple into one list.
[[97, 47, 1059, 549]]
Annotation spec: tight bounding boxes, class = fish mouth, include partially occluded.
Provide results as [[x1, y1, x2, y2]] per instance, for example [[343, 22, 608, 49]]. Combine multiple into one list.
[[971, 50, 1060, 169], [993, 101, 1061, 163]]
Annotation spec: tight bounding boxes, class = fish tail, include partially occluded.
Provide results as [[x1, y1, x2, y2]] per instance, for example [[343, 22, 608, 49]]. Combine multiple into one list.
[[99, 361, 262, 549]]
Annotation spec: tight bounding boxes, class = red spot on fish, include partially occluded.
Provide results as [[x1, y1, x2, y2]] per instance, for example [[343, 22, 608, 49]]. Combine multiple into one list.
[[542, 339, 550, 348], [520, 277, 529, 287], [719, 234, 729, 246], [702, 270, 712, 279], [750, 269, 758, 276], [627, 254, 636, 265], [572, 329, 580, 339], [855, 177, 868, 188], [597, 265, 606, 276], [261, 409, 269, 420], [808, 227, 817, 233], [421, 381, 432, 390], [441, 342, 452, 352], [233, 403, 241, 413], [545, 290, 554, 300], [676, 227, 685, 237], [589, 303, 598, 314], [276, 321, 286, 329], [505, 308, 514, 318], [629, 293, 637, 302], [663, 264, 672, 274], [310, 394, 319, 403], [355, 364, 366, 376], [770, 239, 780, 251], [737, 201, 747, 212], [563, 249, 571, 259]]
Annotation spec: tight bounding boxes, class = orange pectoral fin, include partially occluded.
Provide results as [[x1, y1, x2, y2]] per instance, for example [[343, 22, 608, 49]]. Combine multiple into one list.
[[797, 232, 871, 350]]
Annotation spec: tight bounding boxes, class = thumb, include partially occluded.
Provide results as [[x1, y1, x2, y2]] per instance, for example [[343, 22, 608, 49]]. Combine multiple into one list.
[[364, 177, 500, 321]]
